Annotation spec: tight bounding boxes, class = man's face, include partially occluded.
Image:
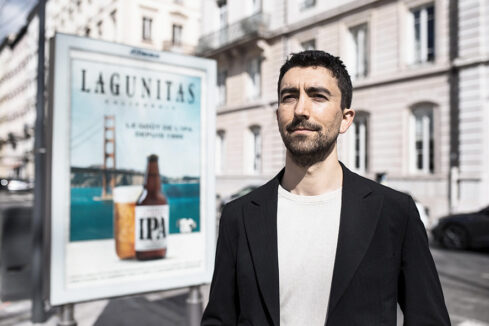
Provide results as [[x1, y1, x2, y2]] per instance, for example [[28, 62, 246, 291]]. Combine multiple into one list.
[[277, 66, 353, 167]]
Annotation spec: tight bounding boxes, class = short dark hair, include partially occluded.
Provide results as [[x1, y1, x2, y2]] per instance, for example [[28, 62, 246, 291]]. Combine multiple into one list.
[[277, 50, 352, 109]]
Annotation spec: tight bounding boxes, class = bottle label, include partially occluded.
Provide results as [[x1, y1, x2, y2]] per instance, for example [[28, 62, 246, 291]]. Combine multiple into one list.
[[135, 205, 169, 251]]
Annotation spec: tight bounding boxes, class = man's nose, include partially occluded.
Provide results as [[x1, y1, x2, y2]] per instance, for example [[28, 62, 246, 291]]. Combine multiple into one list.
[[294, 94, 311, 118]]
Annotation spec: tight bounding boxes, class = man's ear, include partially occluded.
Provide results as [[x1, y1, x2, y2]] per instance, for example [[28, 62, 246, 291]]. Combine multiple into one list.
[[339, 108, 355, 134]]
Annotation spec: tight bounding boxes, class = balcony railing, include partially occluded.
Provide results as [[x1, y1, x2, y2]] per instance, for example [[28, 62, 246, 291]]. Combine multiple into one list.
[[197, 12, 270, 54]]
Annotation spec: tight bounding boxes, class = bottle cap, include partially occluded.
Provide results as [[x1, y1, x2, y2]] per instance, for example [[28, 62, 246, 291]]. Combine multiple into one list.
[[148, 154, 158, 162]]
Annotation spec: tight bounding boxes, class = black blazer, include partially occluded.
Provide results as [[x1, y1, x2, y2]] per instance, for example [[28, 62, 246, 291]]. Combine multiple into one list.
[[202, 163, 450, 325]]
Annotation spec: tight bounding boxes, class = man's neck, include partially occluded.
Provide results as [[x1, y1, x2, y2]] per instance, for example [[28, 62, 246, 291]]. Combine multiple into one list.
[[281, 146, 343, 196]]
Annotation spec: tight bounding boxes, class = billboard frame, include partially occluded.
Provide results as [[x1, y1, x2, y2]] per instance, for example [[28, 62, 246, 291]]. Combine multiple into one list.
[[47, 33, 216, 305]]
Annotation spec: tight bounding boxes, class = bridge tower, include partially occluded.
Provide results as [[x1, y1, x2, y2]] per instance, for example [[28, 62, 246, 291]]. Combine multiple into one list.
[[102, 115, 116, 198]]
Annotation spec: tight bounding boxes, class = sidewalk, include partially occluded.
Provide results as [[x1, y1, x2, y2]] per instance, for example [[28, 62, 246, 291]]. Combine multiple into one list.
[[0, 285, 210, 326]]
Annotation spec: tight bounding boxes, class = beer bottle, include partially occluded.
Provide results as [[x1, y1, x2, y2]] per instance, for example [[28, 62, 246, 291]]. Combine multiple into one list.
[[135, 154, 168, 260]]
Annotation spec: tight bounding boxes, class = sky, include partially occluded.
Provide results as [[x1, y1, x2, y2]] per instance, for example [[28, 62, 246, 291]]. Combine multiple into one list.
[[0, 0, 37, 41]]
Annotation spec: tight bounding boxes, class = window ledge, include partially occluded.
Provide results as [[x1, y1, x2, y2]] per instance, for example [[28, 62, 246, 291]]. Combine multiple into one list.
[[353, 63, 450, 90], [384, 173, 446, 182], [453, 55, 489, 69], [217, 98, 272, 114]]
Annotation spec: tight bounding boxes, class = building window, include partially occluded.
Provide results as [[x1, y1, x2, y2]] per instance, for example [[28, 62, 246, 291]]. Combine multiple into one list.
[[85, 27, 90, 36], [247, 125, 262, 174], [349, 24, 368, 79], [248, 0, 261, 15], [253, 0, 261, 13], [409, 4, 435, 64], [351, 112, 369, 173], [301, 39, 316, 51], [246, 57, 261, 100], [142, 17, 152, 41], [218, 3, 228, 44], [216, 130, 225, 174], [172, 24, 183, 46], [110, 10, 117, 23], [219, 3, 228, 28], [300, 0, 316, 10], [410, 106, 434, 174], [97, 21, 103, 37], [217, 70, 227, 106]]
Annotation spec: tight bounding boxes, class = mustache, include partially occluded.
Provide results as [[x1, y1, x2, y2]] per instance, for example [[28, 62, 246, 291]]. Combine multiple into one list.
[[285, 118, 322, 133]]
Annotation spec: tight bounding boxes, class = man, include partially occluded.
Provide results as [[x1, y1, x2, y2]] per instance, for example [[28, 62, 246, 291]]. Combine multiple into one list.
[[202, 51, 450, 325]]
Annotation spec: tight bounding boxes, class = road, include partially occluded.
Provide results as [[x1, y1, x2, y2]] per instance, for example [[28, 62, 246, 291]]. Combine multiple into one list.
[[395, 245, 489, 325], [433, 246, 489, 325]]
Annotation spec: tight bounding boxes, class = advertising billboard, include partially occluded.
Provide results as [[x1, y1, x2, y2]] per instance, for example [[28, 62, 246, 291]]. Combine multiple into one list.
[[47, 33, 216, 304]]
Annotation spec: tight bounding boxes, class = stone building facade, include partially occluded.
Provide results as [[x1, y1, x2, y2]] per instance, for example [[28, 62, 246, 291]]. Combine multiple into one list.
[[198, 0, 489, 222], [0, 0, 201, 180]]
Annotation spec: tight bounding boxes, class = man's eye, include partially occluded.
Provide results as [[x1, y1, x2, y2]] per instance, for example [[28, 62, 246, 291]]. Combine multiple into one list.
[[313, 94, 327, 100], [282, 95, 295, 102]]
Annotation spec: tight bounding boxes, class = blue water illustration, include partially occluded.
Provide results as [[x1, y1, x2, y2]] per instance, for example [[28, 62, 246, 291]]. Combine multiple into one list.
[[70, 183, 200, 242]]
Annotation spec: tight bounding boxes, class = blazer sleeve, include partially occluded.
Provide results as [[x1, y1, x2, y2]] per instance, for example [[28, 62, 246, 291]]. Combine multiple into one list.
[[201, 206, 239, 326], [398, 196, 451, 325]]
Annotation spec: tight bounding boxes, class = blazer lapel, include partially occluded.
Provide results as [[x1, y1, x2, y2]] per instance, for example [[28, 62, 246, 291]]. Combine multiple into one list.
[[327, 163, 384, 318], [243, 171, 283, 326]]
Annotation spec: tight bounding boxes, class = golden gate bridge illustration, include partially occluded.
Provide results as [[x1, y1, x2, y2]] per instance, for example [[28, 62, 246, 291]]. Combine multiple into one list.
[[71, 114, 145, 201]]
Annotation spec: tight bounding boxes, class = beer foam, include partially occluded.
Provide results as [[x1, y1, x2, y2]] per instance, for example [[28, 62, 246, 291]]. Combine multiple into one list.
[[113, 185, 143, 203]]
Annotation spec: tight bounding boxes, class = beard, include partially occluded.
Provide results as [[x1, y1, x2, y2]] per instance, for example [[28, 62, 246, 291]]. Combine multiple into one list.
[[279, 116, 339, 167]]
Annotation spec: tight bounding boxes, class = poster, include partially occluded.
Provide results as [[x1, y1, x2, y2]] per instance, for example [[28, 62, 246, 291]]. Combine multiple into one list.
[[48, 34, 216, 304]]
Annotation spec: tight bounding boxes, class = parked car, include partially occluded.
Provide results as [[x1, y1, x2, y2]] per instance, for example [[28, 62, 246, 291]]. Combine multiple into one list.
[[401, 192, 430, 229], [0, 178, 33, 193], [0, 178, 8, 191], [431, 205, 489, 249], [219, 185, 259, 212], [413, 198, 430, 229]]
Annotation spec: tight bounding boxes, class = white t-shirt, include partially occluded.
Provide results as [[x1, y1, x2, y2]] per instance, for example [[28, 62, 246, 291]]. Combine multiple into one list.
[[277, 184, 342, 326]]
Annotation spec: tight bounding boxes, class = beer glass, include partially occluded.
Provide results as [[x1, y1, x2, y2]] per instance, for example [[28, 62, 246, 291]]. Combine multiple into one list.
[[113, 185, 143, 259]]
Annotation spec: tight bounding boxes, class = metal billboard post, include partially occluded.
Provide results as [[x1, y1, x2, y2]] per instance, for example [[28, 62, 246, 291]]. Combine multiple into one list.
[[57, 304, 77, 326], [32, 0, 47, 322], [186, 286, 203, 326]]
